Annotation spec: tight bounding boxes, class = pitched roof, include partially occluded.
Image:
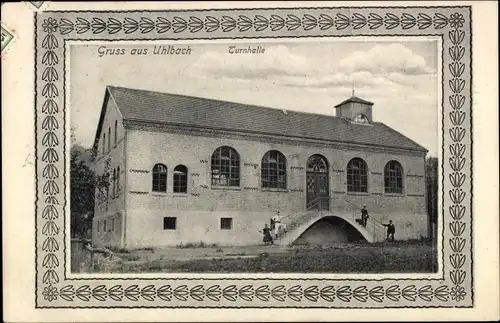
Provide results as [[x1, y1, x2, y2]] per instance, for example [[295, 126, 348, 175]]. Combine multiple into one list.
[[334, 96, 374, 108], [102, 86, 427, 153]]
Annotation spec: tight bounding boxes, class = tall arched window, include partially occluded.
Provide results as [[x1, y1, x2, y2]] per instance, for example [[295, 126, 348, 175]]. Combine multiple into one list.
[[152, 164, 167, 192], [112, 168, 116, 197], [116, 166, 120, 195], [107, 127, 111, 152], [211, 146, 240, 187], [347, 158, 368, 192], [173, 165, 188, 193], [384, 161, 404, 194], [114, 120, 118, 146], [102, 133, 106, 154], [261, 150, 287, 189]]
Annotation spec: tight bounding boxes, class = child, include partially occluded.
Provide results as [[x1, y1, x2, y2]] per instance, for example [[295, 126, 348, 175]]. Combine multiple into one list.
[[260, 224, 274, 245]]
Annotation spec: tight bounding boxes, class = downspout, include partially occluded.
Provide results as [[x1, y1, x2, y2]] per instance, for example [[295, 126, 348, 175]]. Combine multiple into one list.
[[423, 154, 430, 239], [121, 125, 128, 248]]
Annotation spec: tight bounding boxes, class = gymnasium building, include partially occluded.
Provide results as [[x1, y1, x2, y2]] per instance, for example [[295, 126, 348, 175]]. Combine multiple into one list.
[[91, 86, 429, 248]]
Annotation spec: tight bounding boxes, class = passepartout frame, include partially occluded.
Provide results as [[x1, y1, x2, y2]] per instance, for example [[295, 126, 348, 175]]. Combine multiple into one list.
[[35, 6, 472, 308]]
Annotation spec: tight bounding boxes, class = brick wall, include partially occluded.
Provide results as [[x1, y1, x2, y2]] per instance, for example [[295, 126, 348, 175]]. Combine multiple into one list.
[[92, 95, 126, 248], [120, 126, 428, 247]]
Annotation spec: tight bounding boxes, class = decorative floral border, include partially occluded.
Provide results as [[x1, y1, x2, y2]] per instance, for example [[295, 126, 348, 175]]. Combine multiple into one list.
[[35, 6, 472, 308]]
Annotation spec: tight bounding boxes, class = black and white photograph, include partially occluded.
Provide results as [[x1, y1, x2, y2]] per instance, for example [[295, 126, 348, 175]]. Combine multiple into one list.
[[70, 39, 439, 275], [4, 2, 499, 319]]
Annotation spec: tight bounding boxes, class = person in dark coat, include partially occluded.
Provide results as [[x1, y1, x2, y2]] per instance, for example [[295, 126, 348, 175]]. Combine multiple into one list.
[[382, 220, 396, 241], [260, 224, 274, 245], [360, 204, 369, 227]]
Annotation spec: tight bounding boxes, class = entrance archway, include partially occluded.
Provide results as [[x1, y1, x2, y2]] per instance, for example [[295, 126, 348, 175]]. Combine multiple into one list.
[[306, 154, 330, 211], [293, 216, 367, 245]]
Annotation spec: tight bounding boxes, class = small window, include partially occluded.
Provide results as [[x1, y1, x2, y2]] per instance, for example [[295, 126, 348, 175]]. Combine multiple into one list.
[[103, 220, 107, 232], [163, 217, 177, 230], [97, 221, 100, 232], [114, 120, 118, 146], [116, 166, 120, 195], [173, 165, 188, 193], [105, 172, 110, 199], [220, 218, 233, 230], [353, 114, 370, 124], [102, 133, 106, 154], [111, 218, 115, 231], [112, 168, 116, 198], [107, 127, 111, 152]]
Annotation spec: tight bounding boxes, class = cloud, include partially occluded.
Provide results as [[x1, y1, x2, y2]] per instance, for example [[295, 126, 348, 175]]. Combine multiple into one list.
[[185, 42, 435, 97], [188, 44, 311, 80], [282, 71, 401, 89], [338, 43, 435, 75]]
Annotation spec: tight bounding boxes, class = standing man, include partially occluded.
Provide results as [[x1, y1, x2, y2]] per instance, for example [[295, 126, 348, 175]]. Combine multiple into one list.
[[382, 220, 396, 241], [361, 204, 369, 227], [272, 211, 285, 239]]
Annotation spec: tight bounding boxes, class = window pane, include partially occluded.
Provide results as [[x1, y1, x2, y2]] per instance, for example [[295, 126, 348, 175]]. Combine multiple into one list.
[[163, 217, 177, 230], [211, 147, 240, 186]]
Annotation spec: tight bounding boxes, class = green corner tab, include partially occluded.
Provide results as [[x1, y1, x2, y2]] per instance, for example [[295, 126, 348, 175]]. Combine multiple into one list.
[[1, 26, 14, 52], [29, 1, 44, 9]]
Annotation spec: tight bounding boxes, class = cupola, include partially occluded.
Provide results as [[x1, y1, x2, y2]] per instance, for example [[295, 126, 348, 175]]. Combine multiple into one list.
[[335, 94, 374, 124]]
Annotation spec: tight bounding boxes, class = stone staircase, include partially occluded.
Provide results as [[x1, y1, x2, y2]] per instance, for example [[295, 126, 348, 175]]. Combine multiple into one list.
[[275, 198, 386, 246]]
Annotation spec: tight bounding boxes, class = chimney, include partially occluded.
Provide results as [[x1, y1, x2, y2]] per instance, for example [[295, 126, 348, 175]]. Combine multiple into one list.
[[334, 95, 374, 124]]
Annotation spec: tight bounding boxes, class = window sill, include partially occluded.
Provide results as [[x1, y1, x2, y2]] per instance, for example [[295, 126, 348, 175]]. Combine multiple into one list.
[[384, 193, 405, 197], [152, 192, 168, 197], [261, 187, 288, 192], [211, 185, 242, 191], [173, 193, 189, 197], [347, 192, 370, 196]]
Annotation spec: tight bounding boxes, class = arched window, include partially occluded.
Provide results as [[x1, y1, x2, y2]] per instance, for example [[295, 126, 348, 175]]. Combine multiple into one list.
[[116, 166, 120, 195], [307, 155, 328, 173], [112, 168, 116, 197], [114, 120, 118, 146], [347, 158, 368, 192], [211, 146, 240, 187], [152, 164, 167, 192], [384, 161, 404, 194], [261, 150, 287, 188], [102, 133, 106, 154], [107, 127, 111, 152], [173, 165, 188, 193], [353, 114, 370, 124]]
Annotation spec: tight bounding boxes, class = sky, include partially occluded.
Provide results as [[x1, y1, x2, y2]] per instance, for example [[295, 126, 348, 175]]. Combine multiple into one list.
[[69, 38, 439, 156]]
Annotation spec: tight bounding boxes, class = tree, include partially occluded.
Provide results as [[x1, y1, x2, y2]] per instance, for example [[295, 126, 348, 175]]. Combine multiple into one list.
[[425, 156, 438, 240], [70, 147, 96, 238]]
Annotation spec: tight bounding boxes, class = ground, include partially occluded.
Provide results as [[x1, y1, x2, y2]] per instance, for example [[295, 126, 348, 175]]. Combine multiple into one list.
[[72, 239, 437, 273]]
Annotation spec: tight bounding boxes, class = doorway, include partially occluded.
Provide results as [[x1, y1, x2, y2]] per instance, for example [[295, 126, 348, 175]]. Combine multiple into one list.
[[306, 154, 330, 211]]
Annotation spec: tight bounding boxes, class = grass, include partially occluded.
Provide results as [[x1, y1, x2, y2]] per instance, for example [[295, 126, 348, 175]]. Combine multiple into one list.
[[166, 243, 435, 273], [95, 240, 437, 273]]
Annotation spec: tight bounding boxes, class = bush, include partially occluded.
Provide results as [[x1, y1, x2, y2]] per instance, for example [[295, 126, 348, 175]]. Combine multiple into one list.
[[177, 241, 219, 249]]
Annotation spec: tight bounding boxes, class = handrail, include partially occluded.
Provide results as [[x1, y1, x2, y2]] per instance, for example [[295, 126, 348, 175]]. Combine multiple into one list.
[[306, 196, 329, 210]]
